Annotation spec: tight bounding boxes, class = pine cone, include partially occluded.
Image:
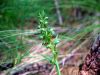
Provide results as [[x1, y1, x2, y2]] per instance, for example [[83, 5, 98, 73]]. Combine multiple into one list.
[[79, 34, 100, 75]]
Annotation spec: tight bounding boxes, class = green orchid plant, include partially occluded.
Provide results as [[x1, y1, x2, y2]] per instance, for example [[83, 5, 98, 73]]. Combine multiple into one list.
[[38, 11, 61, 75]]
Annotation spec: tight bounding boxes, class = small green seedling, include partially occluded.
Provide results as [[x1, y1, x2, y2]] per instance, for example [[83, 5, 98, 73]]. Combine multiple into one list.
[[38, 11, 61, 75]]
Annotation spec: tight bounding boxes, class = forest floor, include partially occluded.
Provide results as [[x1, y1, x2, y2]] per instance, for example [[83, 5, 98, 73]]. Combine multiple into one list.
[[0, 28, 92, 75]]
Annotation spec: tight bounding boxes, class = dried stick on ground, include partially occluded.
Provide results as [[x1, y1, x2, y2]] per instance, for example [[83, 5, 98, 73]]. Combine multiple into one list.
[[60, 37, 90, 66]]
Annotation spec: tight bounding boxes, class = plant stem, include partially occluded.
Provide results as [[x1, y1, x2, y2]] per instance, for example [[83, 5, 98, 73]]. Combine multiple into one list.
[[55, 59, 61, 75], [53, 44, 61, 75]]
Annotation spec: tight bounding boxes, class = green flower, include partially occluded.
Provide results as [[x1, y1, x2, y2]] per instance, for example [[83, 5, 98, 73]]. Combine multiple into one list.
[[54, 35, 59, 45]]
